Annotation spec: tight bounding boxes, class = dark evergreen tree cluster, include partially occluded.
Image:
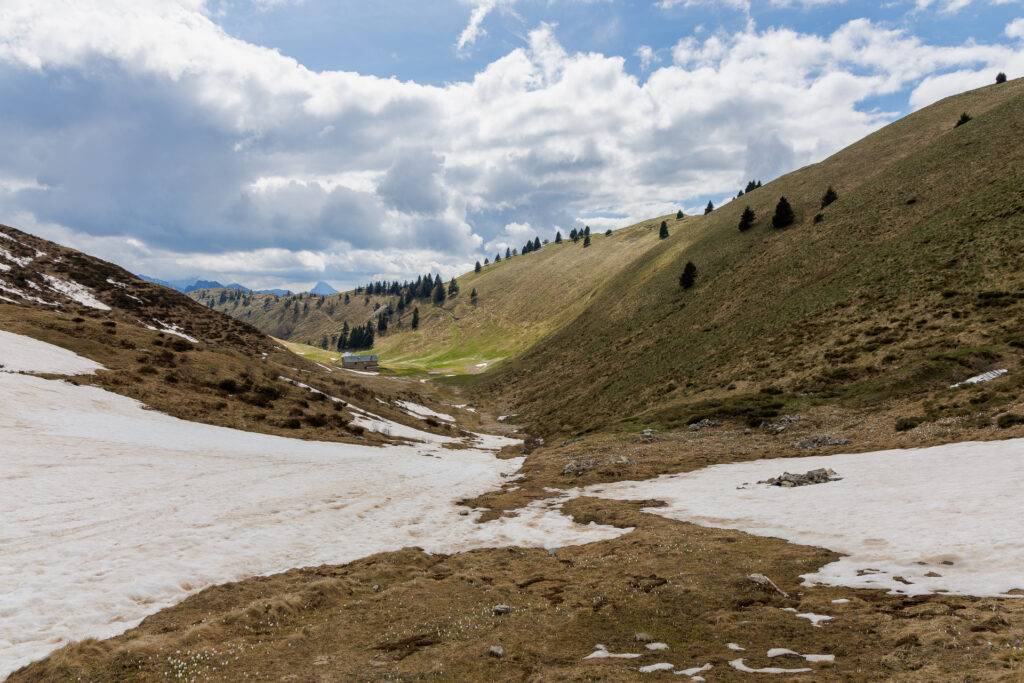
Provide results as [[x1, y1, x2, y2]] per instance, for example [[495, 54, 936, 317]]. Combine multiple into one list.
[[659, 220, 669, 239], [736, 179, 762, 198], [555, 231, 562, 243], [704, 201, 715, 214], [738, 206, 755, 232], [676, 209, 684, 219], [475, 261, 482, 273], [521, 236, 542, 254], [996, 72, 1007, 84], [583, 234, 591, 247], [337, 321, 375, 350]]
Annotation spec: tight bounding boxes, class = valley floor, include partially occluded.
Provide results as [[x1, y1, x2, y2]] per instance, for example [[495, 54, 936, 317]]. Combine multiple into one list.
[[4, 331, 1024, 681]]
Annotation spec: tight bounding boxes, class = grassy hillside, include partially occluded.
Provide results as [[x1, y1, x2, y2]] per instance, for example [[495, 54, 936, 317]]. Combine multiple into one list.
[[464, 78, 1024, 434], [0, 225, 468, 445]]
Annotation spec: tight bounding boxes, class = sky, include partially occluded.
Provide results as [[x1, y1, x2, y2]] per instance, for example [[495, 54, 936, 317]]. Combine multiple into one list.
[[1, 0, 1023, 292]]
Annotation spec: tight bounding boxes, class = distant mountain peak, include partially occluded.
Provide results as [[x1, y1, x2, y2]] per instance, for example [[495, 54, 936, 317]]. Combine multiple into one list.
[[309, 281, 339, 295]]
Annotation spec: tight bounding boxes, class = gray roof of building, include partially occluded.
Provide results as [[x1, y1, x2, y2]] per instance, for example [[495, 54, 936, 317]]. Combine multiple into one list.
[[341, 354, 378, 362]]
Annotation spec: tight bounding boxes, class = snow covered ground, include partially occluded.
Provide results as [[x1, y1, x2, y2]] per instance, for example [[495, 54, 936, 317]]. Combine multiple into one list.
[[585, 441, 1024, 597], [0, 333, 624, 677]]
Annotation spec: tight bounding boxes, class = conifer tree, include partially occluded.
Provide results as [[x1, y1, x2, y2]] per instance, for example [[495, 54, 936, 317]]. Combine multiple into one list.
[[475, 261, 482, 273], [432, 282, 446, 305], [583, 234, 591, 247], [738, 206, 755, 232], [705, 200, 714, 214], [534, 237, 541, 250], [955, 112, 971, 127], [676, 210, 684, 219], [484, 257, 489, 265], [996, 72, 1007, 84], [470, 288, 478, 305], [377, 313, 388, 333], [337, 322, 349, 351], [495, 253, 501, 262], [584, 225, 590, 236], [555, 231, 562, 243], [772, 196, 795, 229], [679, 261, 697, 289], [448, 277, 459, 296], [569, 228, 577, 241], [659, 220, 669, 239], [505, 247, 512, 259], [820, 186, 838, 208], [605, 229, 612, 236], [412, 307, 420, 329]]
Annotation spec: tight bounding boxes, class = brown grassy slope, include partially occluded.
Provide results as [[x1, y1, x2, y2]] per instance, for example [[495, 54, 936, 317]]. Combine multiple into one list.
[[13, 499, 1024, 682], [466, 79, 1024, 435], [0, 225, 465, 444]]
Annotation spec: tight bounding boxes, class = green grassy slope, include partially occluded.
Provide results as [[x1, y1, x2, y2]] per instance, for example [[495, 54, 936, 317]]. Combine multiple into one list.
[[466, 79, 1024, 433]]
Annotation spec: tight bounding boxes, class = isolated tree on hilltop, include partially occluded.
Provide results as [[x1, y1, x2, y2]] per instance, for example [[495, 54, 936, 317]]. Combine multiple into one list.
[[412, 307, 420, 329], [676, 210, 683, 219], [996, 72, 1007, 84], [555, 231, 562, 243], [605, 228, 612, 236], [705, 201, 714, 214], [738, 206, 755, 232], [475, 261, 481, 273], [820, 186, 838, 209], [679, 262, 697, 289], [505, 247, 512, 259], [659, 220, 669, 239], [772, 196, 795, 229]]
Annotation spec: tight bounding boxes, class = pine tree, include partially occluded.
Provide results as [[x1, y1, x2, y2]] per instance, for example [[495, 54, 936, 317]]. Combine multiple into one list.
[[484, 257, 489, 265], [377, 313, 388, 333], [584, 225, 590, 236], [955, 112, 971, 127], [605, 229, 612, 236], [996, 72, 1007, 84], [555, 231, 562, 243], [704, 201, 714, 214], [820, 186, 838, 208], [470, 288, 478, 305], [495, 253, 501, 262], [432, 282, 446, 305], [659, 220, 669, 239], [412, 307, 420, 329], [679, 261, 697, 289], [583, 234, 591, 247], [475, 261, 481, 273], [448, 277, 459, 296], [337, 322, 349, 351], [533, 237, 541, 250], [676, 210, 683, 219], [772, 196, 795, 229], [738, 206, 755, 232], [569, 228, 577, 241], [505, 247, 511, 259]]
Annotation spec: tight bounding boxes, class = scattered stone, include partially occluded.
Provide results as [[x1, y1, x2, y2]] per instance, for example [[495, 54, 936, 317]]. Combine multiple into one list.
[[793, 435, 852, 450], [492, 604, 511, 616], [488, 645, 505, 658], [560, 437, 584, 447], [742, 573, 790, 598], [688, 418, 722, 432], [761, 414, 800, 433], [561, 455, 636, 476], [634, 632, 654, 642], [634, 428, 660, 443], [759, 468, 841, 487]]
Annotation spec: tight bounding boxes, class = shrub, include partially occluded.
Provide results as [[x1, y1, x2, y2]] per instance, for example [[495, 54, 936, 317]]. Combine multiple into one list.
[[895, 416, 924, 431], [771, 196, 795, 229], [679, 261, 697, 289], [820, 186, 837, 208], [281, 418, 301, 429], [996, 413, 1024, 428], [738, 206, 755, 232], [996, 72, 1007, 84], [676, 210, 683, 219], [218, 378, 240, 393], [813, 213, 824, 223], [955, 112, 971, 127], [659, 220, 669, 239]]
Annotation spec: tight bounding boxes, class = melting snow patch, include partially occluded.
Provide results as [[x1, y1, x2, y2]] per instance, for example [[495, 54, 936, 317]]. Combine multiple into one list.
[[729, 659, 812, 674], [0, 279, 57, 305], [796, 612, 833, 627], [583, 440, 1024, 597], [344, 367, 378, 376], [584, 644, 641, 659], [646, 642, 669, 650], [41, 274, 110, 310], [141, 319, 198, 343], [0, 333, 626, 677], [639, 662, 674, 673], [727, 642, 746, 650], [767, 648, 835, 662], [0, 246, 32, 267], [831, 598, 850, 604], [0, 262, 9, 272], [0, 330, 104, 374], [395, 399, 454, 422], [677, 663, 713, 678], [105, 278, 127, 288], [950, 369, 1007, 388]]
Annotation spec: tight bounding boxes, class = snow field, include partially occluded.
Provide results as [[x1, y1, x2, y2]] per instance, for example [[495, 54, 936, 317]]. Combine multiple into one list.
[[0, 329, 105, 375], [584, 440, 1024, 597], [0, 333, 622, 677]]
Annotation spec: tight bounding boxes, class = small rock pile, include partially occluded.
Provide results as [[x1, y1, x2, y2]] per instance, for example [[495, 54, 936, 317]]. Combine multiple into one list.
[[761, 414, 800, 433], [633, 428, 659, 443], [688, 418, 722, 432], [760, 468, 841, 487], [793, 435, 852, 450], [562, 455, 636, 476]]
